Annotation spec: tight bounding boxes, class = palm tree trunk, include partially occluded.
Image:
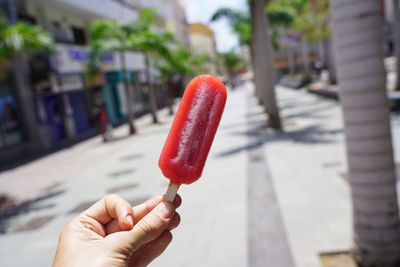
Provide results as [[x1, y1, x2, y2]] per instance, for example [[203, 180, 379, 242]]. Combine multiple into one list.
[[166, 78, 174, 116], [12, 55, 42, 144], [144, 53, 159, 124], [322, 38, 330, 70], [301, 37, 311, 74], [249, 41, 264, 105], [331, 1, 400, 266], [119, 51, 136, 135], [250, 0, 281, 129], [287, 47, 296, 75], [393, 0, 400, 90], [5, 0, 43, 146], [327, 40, 337, 84], [318, 40, 325, 67]]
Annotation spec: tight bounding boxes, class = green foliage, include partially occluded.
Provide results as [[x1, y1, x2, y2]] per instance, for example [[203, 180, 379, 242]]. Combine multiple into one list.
[[210, 4, 296, 48], [270, 0, 331, 42], [292, 0, 331, 42], [128, 30, 173, 59], [87, 8, 174, 78], [158, 46, 210, 81], [89, 20, 128, 53], [88, 7, 217, 85], [270, 28, 281, 51], [0, 16, 54, 60], [211, 8, 252, 47], [266, 5, 295, 27], [122, 8, 157, 36], [219, 50, 246, 74]]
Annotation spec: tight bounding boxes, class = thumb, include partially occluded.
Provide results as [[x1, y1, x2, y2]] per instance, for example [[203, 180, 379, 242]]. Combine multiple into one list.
[[121, 201, 175, 250]]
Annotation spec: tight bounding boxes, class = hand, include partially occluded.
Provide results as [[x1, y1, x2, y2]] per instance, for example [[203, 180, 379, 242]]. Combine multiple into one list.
[[52, 194, 181, 267]]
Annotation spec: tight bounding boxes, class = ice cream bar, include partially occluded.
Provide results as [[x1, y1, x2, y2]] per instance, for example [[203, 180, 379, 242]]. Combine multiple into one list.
[[159, 75, 227, 200]]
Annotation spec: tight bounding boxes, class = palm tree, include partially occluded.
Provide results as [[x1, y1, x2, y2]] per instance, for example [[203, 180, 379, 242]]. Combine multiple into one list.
[[0, 16, 54, 60], [211, 4, 295, 47], [393, 0, 400, 90], [128, 31, 172, 124], [125, 9, 173, 124], [273, 0, 310, 74], [211, 8, 252, 47], [330, 1, 400, 266], [219, 50, 246, 89], [0, 13, 54, 143], [250, 0, 281, 129], [211, 4, 294, 129], [89, 19, 137, 134], [157, 46, 210, 115]]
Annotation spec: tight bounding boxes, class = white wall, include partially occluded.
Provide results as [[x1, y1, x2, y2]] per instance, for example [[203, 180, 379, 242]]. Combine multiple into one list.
[[191, 33, 216, 55], [56, 0, 139, 23], [127, 0, 189, 44]]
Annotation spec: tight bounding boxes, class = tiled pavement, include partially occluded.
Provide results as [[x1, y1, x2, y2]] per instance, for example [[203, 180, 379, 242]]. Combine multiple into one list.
[[1, 82, 399, 267], [0, 84, 249, 267]]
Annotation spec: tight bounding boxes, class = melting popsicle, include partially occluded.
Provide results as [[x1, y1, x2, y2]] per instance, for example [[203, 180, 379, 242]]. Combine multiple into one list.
[[159, 75, 227, 201]]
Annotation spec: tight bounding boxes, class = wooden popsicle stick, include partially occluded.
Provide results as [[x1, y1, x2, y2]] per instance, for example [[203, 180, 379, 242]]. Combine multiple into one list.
[[164, 182, 180, 202]]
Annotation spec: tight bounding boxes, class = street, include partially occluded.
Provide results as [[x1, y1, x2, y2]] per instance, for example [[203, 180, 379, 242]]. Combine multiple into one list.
[[1, 82, 399, 267]]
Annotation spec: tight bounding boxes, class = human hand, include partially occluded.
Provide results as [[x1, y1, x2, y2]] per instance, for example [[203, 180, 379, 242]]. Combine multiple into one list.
[[52, 194, 181, 267]]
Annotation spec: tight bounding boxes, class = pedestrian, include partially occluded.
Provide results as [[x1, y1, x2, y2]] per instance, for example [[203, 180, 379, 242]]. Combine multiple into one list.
[[99, 106, 112, 142], [52, 194, 181, 267]]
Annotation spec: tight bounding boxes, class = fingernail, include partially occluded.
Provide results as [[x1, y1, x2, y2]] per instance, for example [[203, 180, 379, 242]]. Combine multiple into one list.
[[155, 202, 174, 219], [126, 215, 134, 226]]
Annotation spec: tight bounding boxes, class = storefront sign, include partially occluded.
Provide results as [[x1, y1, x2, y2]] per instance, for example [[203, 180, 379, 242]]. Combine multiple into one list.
[[53, 44, 115, 73], [53, 44, 145, 75]]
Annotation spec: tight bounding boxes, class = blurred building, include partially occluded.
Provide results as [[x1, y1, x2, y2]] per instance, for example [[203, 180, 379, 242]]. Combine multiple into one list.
[[189, 23, 219, 76], [129, 0, 190, 45], [0, 0, 190, 166]]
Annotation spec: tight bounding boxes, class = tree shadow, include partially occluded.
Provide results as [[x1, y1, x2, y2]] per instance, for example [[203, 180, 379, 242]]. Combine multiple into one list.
[[219, 121, 249, 131], [0, 190, 64, 234], [216, 124, 342, 159], [282, 104, 336, 120], [265, 125, 343, 144], [214, 140, 263, 158]]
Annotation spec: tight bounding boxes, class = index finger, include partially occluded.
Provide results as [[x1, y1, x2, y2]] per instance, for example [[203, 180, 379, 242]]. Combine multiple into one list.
[[84, 194, 134, 230], [133, 194, 182, 222]]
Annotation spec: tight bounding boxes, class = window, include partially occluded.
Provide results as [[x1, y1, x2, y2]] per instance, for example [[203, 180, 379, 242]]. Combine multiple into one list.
[[72, 27, 87, 45]]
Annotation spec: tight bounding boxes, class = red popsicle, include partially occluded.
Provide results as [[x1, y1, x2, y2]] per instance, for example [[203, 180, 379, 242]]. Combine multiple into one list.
[[159, 75, 227, 201]]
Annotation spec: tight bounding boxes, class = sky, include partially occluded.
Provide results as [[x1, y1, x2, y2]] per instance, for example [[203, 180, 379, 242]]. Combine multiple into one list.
[[182, 0, 247, 52]]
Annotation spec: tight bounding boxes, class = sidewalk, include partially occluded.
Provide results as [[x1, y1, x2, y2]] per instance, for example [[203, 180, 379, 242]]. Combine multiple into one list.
[[261, 86, 352, 267], [261, 85, 400, 267], [1, 82, 398, 267], [0, 84, 249, 266]]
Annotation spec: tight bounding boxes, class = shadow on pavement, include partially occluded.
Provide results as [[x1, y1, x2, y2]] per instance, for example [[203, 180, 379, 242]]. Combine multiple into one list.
[[217, 123, 342, 158], [0, 190, 65, 234], [119, 153, 144, 161], [105, 134, 135, 143], [108, 168, 136, 179]]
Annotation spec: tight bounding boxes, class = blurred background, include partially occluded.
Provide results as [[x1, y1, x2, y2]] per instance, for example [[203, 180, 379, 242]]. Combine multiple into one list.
[[0, 0, 399, 266]]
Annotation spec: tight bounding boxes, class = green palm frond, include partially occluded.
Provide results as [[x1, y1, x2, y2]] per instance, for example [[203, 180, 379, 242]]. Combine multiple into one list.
[[90, 19, 124, 41], [211, 8, 252, 47], [0, 18, 54, 60], [266, 5, 295, 26], [158, 46, 210, 79], [211, 8, 248, 23], [88, 8, 174, 77], [123, 8, 157, 34], [128, 30, 173, 59]]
